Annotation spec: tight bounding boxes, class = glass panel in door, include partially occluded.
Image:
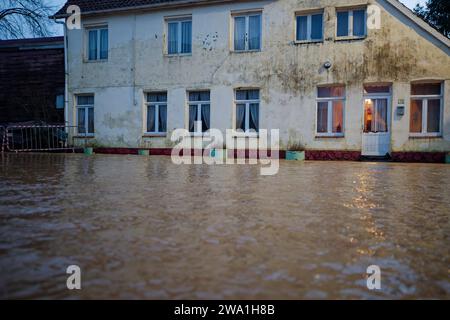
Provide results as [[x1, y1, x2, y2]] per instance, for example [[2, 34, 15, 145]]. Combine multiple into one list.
[[375, 99, 387, 132], [364, 99, 388, 133]]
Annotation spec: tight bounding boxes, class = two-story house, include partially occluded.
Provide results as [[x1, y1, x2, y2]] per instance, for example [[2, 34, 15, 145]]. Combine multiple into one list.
[[52, 0, 450, 160]]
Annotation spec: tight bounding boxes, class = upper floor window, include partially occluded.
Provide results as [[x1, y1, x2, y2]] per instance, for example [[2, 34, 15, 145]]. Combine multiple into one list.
[[188, 91, 210, 133], [410, 83, 443, 136], [316, 86, 345, 136], [87, 27, 108, 60], [233, 13, 262, 51], [235, 89, 259, 133], [146, 92, 167, 134], [167, 18, 192, 55], [336, 8, 366, 38], [296, 11, 323, 42], [76, 95, 94, 135]]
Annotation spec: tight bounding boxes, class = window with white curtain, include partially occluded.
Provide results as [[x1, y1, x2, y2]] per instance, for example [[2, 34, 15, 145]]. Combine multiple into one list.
[[233, 13, 262, 51], [188, 91, 210, 133], [167, 18, 192, 55], [146, 92, 167, 134], [76, 95, 95, 136], [336, 8, 366, 38], [296, 11, 323, 42], [235, 89, 259, 133], [410, 83, 442, 136], [87, 27, 108, 60], [316, 86, 345, 136]]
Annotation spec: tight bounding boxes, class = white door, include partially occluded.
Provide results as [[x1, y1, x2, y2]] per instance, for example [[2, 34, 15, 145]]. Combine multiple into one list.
[[362, 97, 391, 156]]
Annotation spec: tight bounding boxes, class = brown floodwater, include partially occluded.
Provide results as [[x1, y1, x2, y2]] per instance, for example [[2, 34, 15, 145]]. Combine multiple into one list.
[[0, 153, 449, 299]]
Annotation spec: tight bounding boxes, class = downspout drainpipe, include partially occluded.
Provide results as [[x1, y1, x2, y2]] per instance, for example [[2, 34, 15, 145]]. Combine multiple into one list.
[[53, 18, 69, 130]]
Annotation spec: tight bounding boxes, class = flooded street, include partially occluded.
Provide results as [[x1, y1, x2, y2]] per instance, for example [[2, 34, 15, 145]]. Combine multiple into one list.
[[0, 153, 449, 299]]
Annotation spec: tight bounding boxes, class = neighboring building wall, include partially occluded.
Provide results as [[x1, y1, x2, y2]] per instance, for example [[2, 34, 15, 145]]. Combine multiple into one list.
[[65, 0, 450, 152], [0, 37, 65, 124]]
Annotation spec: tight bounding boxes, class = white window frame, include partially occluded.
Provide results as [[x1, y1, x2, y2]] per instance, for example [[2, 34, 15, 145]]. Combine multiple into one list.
[[232, 12, 262, 52], [234, 89, 260, 136], [145, 92, 167, 135], [295, 11, 324, 43], [85, 26, 108, 61], [188, 92, 210, 135], [166, 17, 192, 55], [336, 8, 367, 39], [409, 83, 443, 137], [76, 95, 95, 137], [316, 87, 346, 137]]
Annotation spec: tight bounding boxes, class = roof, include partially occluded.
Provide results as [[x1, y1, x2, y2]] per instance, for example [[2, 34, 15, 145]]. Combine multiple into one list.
[[52, 0, 240, 18], [0, 37, 64, 50]]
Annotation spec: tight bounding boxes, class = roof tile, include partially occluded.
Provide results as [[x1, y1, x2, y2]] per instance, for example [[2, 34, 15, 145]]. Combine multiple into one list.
[[54, 0, 207, 17]]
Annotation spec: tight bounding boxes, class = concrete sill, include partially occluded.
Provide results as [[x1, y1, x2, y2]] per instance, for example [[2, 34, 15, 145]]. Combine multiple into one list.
[[231, 49, 262, 54], [315, 135, 345, 139], [164, 53, 192, 58], [294, 40, 323, 45], [143, 133, 166, 138], [232, 134, 259, 138], [409, 135, 443, 140], [188, 133, 210, 137], [83, 59, 108, 64], [334, 36, 366, 42]]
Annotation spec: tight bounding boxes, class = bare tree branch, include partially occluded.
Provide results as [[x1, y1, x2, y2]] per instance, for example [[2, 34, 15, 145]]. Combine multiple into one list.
[[0, 0, 57, 39]]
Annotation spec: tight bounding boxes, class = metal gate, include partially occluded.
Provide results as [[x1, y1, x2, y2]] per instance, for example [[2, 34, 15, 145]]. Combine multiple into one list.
[[0, 126, 5, 153], [3, 125, 78, 152]]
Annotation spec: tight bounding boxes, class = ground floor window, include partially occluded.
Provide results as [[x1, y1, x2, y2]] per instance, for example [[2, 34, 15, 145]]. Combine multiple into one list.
[[410, 83, 442, 136], [146, 92, 167, 134], [316, 86, 345, 136], [235, 89, 259, 133], [76, 95, 94, 135], [188, 91, 210, 133]]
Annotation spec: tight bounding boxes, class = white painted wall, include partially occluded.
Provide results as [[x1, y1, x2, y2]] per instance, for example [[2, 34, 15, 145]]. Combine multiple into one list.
[[66, 0, 450, 152]]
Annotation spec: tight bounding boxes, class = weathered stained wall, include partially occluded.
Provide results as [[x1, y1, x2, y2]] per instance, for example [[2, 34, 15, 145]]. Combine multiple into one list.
[[66, 0, 450, 151]]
